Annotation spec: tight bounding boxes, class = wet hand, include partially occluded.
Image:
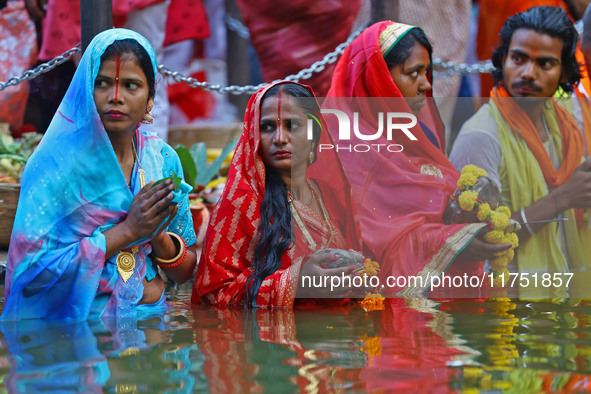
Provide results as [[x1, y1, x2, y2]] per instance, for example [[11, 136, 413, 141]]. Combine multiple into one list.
[[297, 253, 359, 298], [459, 237, 512, 262], [123, 179, 176, 240]]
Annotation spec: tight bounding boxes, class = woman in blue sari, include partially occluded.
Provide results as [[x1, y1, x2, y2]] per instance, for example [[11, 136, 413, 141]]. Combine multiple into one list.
[[1, 29, 197, 321]]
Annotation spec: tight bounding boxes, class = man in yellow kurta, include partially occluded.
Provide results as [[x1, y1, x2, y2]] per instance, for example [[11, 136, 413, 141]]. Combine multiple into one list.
[[450, 7, 591, 294]]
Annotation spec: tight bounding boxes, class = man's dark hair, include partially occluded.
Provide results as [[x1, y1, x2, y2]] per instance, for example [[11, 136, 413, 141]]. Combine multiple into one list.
[[491, 6, 581, 94]]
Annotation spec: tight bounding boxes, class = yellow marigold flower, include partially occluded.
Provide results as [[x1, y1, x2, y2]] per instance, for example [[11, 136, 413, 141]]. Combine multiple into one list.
[[484, 229, 505, 244], [505, 248, 515, 261], [459, 190, 479, 211], [457, 173, 478, 190], [491, 211, 509, 231], [496, 205, 511, 217], [506, 232, 519, 248], [477, 202, 492, 222], [499, 268, 510, 277], [462, 164, 488, 178], [357, 259, 381, 277], [359, 293, 385, 312], [490, 258, 508, 271], [493, 255, 510, 268]]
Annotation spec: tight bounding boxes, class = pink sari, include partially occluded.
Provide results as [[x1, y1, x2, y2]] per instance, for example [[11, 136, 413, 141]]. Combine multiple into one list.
[[325, 22, 486, 297]]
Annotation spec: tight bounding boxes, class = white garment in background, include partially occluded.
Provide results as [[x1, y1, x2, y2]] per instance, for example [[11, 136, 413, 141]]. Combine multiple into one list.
[[124, 0, 170, 141]]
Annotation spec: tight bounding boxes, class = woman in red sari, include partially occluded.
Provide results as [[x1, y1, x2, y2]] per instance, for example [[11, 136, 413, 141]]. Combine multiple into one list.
[[324, 22, 510, 297], [192, 81, 362, 307]]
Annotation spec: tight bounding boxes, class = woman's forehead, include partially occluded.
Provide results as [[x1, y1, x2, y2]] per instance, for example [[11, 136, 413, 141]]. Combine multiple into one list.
[[260, 95, 307, 118]]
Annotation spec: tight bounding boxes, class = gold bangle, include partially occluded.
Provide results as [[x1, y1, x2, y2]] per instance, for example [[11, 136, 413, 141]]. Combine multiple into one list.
[[153, 232, 185, 264]]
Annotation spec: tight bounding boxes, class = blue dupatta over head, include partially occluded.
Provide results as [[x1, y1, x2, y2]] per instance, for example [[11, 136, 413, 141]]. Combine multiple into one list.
[[2, 29, 193, 321]]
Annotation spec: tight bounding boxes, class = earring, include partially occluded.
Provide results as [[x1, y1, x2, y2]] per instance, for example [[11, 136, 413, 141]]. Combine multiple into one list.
[[142, 102, 154, 124], [309, 151, 315, 164]]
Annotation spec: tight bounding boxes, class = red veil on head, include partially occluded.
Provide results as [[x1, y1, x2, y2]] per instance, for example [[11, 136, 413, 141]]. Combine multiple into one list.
[[324, 21, 486, 297], [193, 81, 361, 308]]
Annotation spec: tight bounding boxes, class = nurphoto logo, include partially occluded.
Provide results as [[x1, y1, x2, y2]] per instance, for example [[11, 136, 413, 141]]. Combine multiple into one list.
[[309, 109, 418, 153]]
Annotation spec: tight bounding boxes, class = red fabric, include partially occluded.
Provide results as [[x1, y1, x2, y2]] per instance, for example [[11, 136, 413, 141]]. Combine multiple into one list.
[[235, 0, 361, 96], [163, 0, 210, 46], [325, 22, 483, 296], [0, 1, 37, 136], [39, 0, 165, 60], [360, 299, 464, 392], [167, 70, 215, 120], [192, 81, 362, 308]]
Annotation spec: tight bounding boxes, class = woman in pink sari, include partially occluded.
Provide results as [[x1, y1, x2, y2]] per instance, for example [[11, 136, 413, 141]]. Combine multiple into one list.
[[325, 22, 510, 297]]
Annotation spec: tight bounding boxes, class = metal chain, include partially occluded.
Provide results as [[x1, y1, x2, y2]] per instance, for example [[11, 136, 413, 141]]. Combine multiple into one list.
[[433, 58, 493, 75], [0, 44, 82, 92], [158, 23, 369, 95], [0, 31, 496, 94]]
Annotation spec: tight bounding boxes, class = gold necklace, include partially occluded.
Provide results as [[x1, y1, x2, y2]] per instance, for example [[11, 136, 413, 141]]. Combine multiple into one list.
[[116, 138, 144, 282], [131, 138, 146, 188], [289, 181, 335, 249]]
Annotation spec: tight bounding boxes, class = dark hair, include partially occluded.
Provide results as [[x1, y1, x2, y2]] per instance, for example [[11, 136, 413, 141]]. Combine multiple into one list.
[[491, 6, 581, 94], [100, 39, 155, 100], [245, 82, 322, 308], [383, 27, 433, 69]]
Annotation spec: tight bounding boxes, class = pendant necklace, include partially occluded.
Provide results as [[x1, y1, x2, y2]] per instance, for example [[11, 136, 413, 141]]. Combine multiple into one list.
[[116, 137, 144, 282]]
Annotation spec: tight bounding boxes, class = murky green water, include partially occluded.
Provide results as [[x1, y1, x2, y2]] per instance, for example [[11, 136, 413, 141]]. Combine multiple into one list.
[[1, 288, 591, 393]]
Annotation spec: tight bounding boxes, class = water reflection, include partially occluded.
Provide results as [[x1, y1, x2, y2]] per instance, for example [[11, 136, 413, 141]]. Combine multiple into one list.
[[0, 314, 204, 393], [4, 295, 591, 391], [0, 320, 109, 392], [190, 298, 474, 392]]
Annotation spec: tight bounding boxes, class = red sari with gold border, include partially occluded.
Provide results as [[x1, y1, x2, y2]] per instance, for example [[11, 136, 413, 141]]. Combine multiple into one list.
[[324, 22, 486, 297], [192, 81, 362, 307]]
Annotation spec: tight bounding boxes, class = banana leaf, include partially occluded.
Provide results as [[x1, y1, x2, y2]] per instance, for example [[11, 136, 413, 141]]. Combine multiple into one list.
[[174, 145, 197, 188]]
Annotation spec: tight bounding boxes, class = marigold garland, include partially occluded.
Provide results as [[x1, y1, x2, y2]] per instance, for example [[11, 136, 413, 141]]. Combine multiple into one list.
[[357, 259, 385, 311], [456, 165, 520, 288], [357, 258, 380, 277]]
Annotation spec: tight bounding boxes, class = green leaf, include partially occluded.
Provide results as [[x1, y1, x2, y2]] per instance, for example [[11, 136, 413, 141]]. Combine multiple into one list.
[[151, 172, 182, 192], [190, 142, 208, 184], [196, 138, 239, 186], [174, 145, 197, 188]]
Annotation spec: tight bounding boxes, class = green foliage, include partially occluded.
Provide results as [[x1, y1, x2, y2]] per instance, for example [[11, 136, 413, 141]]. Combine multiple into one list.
[[151, 171, 182, 192], [175, 138, 239, 190], [0, 131, 42, 180]]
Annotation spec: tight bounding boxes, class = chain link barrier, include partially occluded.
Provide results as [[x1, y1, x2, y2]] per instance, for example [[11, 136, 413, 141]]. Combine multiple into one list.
[[157, 22, 369, 95], [0, 25, 494, 94], [433, 58, 493, 75]]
